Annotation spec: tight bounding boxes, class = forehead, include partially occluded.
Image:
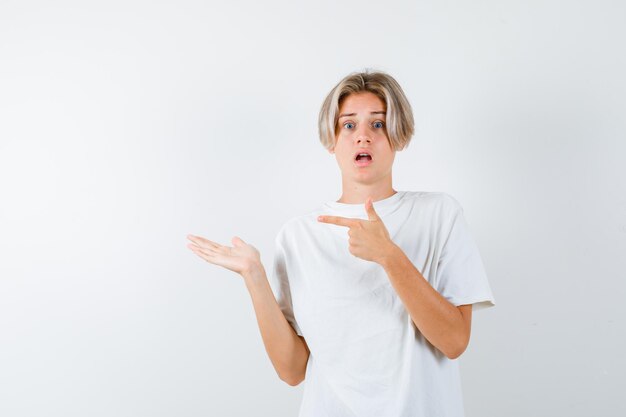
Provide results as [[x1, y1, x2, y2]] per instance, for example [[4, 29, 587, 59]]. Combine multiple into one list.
[[338, 91, 386, 113]]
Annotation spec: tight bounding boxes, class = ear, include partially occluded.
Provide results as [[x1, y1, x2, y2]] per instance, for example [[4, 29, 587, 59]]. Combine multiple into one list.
[[329, 136, 339, 154]]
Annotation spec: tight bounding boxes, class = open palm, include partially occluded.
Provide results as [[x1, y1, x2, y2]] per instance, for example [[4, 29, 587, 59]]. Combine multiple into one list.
[[187, 234, 260, 276]]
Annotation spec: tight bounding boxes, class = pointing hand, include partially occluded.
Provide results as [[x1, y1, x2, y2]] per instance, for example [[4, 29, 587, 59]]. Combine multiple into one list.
[[317, 196, 396, 264]]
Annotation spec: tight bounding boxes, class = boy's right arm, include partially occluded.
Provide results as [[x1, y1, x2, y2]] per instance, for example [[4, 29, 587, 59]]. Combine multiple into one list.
[[242, 264, 310, 386]]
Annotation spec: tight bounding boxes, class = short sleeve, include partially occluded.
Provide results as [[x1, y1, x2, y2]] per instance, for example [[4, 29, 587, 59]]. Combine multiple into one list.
[[435, 199, 496, 311], [271, 232, 304, 336]]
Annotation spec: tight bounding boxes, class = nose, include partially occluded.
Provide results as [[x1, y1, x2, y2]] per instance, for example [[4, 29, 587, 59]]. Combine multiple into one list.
[[354, 125, 372, 145]]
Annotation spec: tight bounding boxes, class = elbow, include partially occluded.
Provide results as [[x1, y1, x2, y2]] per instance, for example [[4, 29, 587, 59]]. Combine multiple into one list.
[[280, 373, 305, 386], [445, 347, 465, 360], [277, 334, 310, 386], [445, 336, 470, 360]]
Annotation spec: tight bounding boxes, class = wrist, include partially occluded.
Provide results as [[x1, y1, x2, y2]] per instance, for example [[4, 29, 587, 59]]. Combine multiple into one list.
[[378, 241, 401, 268], [241, 262, 265, 285]]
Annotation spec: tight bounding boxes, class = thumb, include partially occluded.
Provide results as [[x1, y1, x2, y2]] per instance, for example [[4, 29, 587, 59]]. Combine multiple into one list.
[[365, 197, 380, 221], [232, 236, 246, 247]]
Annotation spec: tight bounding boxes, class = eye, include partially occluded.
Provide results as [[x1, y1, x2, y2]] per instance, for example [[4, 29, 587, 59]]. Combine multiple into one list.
[[373, 121, 385, 129], [343, 122, 355, 129]]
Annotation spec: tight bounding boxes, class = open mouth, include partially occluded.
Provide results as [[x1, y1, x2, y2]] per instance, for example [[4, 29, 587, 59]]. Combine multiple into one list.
[[354, 152, 373, 166], [355, 152, 372, 162]]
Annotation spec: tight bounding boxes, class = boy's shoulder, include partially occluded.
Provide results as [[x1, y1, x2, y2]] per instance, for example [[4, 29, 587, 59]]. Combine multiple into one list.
[[411, 190, 463, 210], [396, 190, 463, 213]]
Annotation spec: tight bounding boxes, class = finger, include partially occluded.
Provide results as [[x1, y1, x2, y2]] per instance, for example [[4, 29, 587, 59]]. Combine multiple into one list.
[[188, 234, 221, 250], [365, 197, 380, 221], [189, 244, 217, 261], [192, 243, 231, 262], [188, 242, 215, 255], [190, 244, 242, 273], [317, 215, 355, 227], [191, 248, 222, 266], [190, 242, 232, 258], [232, 236, 246, 247], [187, 234, 219, 248]]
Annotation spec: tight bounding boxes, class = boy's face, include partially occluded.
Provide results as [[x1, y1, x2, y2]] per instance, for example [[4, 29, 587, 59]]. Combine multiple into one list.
[[329, 91, 396, 185]]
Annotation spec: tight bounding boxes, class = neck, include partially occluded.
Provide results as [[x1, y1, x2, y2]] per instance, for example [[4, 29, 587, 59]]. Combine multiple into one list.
[[336, 178, 396, 204]]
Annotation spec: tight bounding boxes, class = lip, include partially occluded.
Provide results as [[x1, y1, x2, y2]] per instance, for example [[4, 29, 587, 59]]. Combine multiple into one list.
[[353, 149, 373, 160], [353, 149, 374, 167]]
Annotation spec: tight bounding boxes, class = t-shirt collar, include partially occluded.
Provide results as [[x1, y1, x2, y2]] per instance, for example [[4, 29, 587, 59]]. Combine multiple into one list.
[[323, 190, 406, 217]]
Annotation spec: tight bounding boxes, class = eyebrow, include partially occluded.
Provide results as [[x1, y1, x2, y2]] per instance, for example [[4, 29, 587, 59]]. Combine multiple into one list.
[[338, 111, 386, 118]]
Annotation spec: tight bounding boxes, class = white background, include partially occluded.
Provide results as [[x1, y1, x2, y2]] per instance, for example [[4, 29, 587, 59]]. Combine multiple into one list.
[[1, 1, 624, 416]]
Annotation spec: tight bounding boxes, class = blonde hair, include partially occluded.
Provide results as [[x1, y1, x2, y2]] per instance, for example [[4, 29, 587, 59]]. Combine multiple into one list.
[[318, 70, 415, 151]]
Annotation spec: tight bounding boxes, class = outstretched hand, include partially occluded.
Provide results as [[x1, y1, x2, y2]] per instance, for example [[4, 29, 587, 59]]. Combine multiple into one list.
[[187, 234, 261, 276], [317, 196, 396, 264]]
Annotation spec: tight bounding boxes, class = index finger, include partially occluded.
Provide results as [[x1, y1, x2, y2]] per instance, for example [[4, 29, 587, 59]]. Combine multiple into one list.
[[187, 234, 220, 249], [317, 215, 357, 227]]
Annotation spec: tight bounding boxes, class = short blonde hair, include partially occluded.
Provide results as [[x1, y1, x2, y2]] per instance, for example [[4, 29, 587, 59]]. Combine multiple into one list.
[[318, 70, 415, 151]]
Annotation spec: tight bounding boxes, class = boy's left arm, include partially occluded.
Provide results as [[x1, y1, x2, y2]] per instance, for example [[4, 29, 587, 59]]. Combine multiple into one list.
[[379, 243, 472, 360]]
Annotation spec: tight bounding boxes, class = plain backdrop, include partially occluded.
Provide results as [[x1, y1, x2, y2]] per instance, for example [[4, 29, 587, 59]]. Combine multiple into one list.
[[1, 1, 624, 416]]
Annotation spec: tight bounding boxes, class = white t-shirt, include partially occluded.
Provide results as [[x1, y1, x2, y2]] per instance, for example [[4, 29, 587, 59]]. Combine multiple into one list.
[[270, 191, 496, 417]]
